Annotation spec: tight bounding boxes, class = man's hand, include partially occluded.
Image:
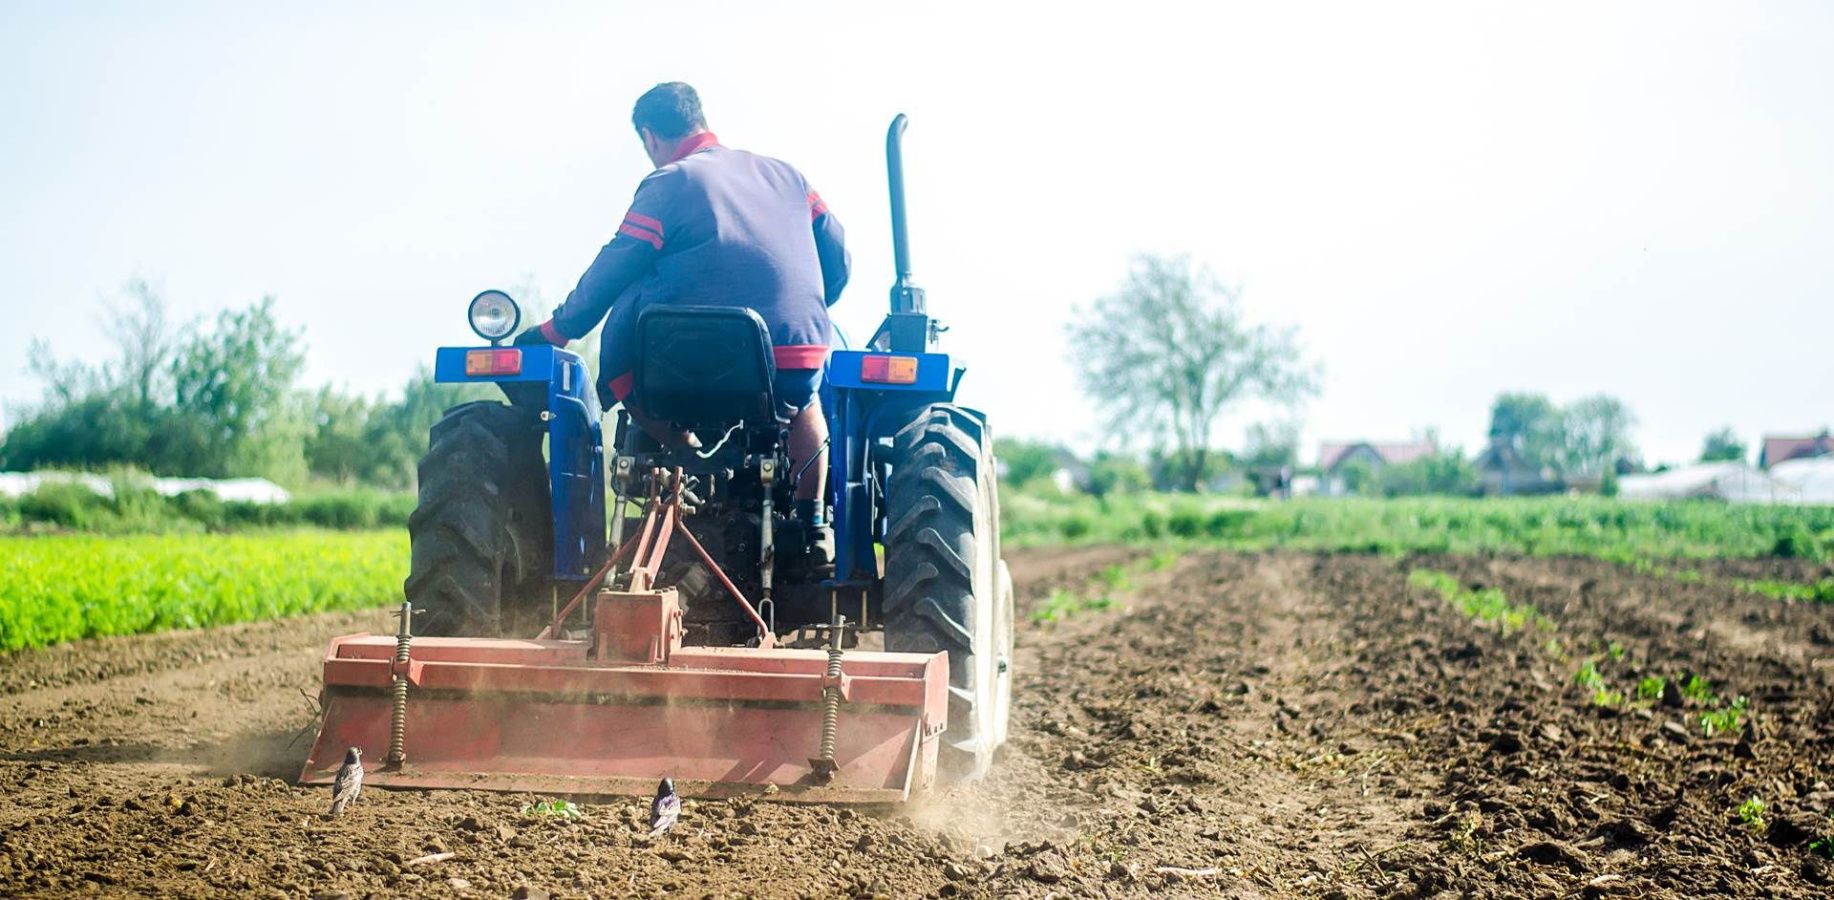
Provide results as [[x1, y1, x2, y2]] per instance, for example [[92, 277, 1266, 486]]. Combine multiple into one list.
[[515, 321, 564, 347]]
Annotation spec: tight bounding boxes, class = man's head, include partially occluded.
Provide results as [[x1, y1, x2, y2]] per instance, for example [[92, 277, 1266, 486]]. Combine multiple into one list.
[[633, 82, 707, 166]]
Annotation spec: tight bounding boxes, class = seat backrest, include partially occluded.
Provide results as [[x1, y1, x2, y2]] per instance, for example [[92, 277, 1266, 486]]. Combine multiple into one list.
[[634, 305, 777, 427]]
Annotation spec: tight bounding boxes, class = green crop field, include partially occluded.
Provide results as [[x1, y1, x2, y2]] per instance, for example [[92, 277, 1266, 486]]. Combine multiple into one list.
[[3, 493, 1829, 654], [1001, 492, 1834, 563], [0, 531, 405, 652]]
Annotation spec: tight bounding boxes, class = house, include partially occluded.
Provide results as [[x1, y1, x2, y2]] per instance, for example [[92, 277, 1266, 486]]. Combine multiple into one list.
[[1315, 439, 1436, 495], [1473, 439, 1562, 496], [1317, 440, 1436, 472], [1758, 431, 1833, 469]]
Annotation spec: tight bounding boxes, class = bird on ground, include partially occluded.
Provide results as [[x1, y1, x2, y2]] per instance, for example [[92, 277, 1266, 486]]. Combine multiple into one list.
[[328, 746, 363, 817], [649, 777, 680, 837]]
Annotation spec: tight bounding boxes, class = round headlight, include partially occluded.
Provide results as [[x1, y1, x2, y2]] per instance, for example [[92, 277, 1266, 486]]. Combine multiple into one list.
[[467, 290, 520, 342]]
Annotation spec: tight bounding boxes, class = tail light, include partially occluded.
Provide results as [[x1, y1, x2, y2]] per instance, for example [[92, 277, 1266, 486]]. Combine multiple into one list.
[[465, 348, 523, 377], [860, 355, 918, 384]]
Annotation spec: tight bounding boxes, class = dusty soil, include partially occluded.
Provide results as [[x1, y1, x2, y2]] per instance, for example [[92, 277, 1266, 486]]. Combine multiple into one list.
[[2, 546, 1831, 898]]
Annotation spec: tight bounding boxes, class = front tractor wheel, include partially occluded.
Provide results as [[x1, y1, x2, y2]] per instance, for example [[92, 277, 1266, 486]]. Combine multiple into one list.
[[883, 403, 1013, 783], [404, 401, 553, 637]]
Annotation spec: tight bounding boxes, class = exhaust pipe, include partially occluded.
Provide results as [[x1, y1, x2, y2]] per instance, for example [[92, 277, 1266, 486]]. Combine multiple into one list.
[[882, 114, 932, 352], [886, 114, 922, 315]]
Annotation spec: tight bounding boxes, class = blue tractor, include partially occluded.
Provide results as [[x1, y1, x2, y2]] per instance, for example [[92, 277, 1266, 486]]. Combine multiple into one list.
[[400, 116, 1013, 783]]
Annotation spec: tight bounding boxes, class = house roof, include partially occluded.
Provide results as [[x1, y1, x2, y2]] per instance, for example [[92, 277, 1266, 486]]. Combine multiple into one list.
[[1317, 440, 1436, 471], [1759, 433, 1833, 468]]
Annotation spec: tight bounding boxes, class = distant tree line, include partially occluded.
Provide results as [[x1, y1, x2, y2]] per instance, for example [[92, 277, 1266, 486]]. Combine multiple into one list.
[[0, 282, 489, 487], [1028, 253, 1685, 499]]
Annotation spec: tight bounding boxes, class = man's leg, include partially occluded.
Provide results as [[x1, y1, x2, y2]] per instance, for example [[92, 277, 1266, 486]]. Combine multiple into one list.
[[788, 395, 828, 504], [777, 368, 832, 565]]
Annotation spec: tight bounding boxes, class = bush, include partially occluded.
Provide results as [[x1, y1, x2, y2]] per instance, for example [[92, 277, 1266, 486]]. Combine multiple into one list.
[[1772, 528, 1825, 560], [1167, 509, 1204, 538], [1205, 509, 1254, 538], [1087, 453, 1151, 498], [106, 476, 172, 532], [17, 482, 108, 529], [1, 480, 415, 535], [171, 489, 226, 530], [295, 492, 380, 529]]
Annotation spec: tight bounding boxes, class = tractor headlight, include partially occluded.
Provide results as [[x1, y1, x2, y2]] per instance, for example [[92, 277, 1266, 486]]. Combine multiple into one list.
[[467, 290, 520, 343]]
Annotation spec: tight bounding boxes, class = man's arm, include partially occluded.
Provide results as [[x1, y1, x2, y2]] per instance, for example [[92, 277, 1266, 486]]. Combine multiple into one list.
[[808, 190, 850, 307], [535, 174, 670, 343]]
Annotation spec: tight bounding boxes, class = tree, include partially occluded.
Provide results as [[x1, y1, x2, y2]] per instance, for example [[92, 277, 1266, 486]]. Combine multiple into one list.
[[1556, 394, 1636, 476], [1086, 451, 1150, 498], [4, 281, 193, 474], [1067, 254, 1317, 492], [1486, 392, 1562, 469], [306, 387, 380, 485], [1699, 427, 1746, 463], [994, 438, 1065, 490], [1239, 420, 1300, 470], [172, 297, 309, 480], [355, 366, 495, 488], [1368, 449, 1479, 497], [104, 279, 177, 410]]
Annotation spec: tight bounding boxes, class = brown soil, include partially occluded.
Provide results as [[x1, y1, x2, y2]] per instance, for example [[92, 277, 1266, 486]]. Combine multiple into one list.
[[3, 547, 1831, 898]]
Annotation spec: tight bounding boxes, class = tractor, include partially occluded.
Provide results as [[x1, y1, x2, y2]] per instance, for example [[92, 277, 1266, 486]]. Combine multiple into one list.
[[301, 116, 1012, 801]]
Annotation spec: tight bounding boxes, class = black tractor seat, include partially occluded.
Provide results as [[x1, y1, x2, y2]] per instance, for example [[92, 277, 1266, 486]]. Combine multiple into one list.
[[633, 305, 782, 430]]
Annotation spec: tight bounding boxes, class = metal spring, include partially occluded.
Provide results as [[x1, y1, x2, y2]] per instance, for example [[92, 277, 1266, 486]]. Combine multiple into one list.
[[385, 603, 412, 768], [816, 625, 844, 771]]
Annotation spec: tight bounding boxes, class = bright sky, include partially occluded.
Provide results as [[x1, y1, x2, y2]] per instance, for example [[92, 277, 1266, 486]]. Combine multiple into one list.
[[2, 1, 1830, 467]]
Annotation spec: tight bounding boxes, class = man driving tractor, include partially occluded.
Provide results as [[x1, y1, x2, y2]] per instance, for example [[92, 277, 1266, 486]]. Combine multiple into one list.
[[518, 81, 849, 554]]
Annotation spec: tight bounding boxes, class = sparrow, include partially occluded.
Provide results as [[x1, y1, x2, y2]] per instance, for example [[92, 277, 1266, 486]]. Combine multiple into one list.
[[648, 777, 680, 837], [328, 746, 363, 817]]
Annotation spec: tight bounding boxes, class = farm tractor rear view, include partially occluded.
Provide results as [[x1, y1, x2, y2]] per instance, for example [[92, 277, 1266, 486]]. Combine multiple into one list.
[[300, 116, 1013, 803]]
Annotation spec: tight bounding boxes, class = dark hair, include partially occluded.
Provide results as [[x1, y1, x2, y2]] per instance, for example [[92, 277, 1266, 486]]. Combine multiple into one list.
[[632, 82, 706, 141]]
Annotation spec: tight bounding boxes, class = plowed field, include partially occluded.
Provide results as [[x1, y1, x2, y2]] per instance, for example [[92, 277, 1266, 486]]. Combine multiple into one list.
[[3, 547, 1831, 898]]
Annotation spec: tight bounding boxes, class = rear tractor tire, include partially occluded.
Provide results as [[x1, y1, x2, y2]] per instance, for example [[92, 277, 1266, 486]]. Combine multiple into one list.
[[403, 401, 553, 637], [883, 403, 1014, 783]]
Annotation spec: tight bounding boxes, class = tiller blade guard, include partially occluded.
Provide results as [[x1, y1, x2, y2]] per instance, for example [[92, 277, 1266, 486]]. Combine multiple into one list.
[[302, 472, 949, 804]]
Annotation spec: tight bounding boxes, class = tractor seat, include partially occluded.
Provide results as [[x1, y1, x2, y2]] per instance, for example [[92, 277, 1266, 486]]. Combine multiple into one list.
[[634, 305, 779, 429]]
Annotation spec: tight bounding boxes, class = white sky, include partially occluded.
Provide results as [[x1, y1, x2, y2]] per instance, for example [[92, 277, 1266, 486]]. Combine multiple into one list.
[[2, 1, 1829, 467]]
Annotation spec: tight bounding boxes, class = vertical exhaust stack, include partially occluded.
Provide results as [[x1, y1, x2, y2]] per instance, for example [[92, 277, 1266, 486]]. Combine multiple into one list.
[[882, 114, 934, 353]]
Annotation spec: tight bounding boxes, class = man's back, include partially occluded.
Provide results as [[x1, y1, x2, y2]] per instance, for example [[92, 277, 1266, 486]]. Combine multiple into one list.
[[639, 145, 834, 357]]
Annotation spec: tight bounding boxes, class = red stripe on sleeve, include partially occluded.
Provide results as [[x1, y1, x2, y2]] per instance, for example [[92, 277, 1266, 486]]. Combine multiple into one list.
[[608, 371, 635, 402], [617, 223, 664, 250], [539, 320, 567, 345], [624, 211, 664, 235], [807, 191, 828, 221], [773, 344, 830, 369]]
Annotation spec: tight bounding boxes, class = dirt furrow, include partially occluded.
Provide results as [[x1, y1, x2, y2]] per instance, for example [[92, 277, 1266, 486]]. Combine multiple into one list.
[[2, 548, 1829, 898]]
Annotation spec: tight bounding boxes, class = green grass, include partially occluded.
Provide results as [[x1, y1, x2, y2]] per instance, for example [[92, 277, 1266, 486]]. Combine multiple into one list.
[[0, 530, 405, 652], [1736, 577, 1834, 603], [1701, 696, 1749, 737], [520, 799, 582, 819], [1000, 491, 1834, 563], [1029, 555, 1180, 624], [1738, 796, 1768, 833], [1407, 568, 1546, 634], [1681, 674, 1717, 703], [1636, 675, 1667, 701], [0, 479, 415, 535], [1030, 587, 1117, 623]]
